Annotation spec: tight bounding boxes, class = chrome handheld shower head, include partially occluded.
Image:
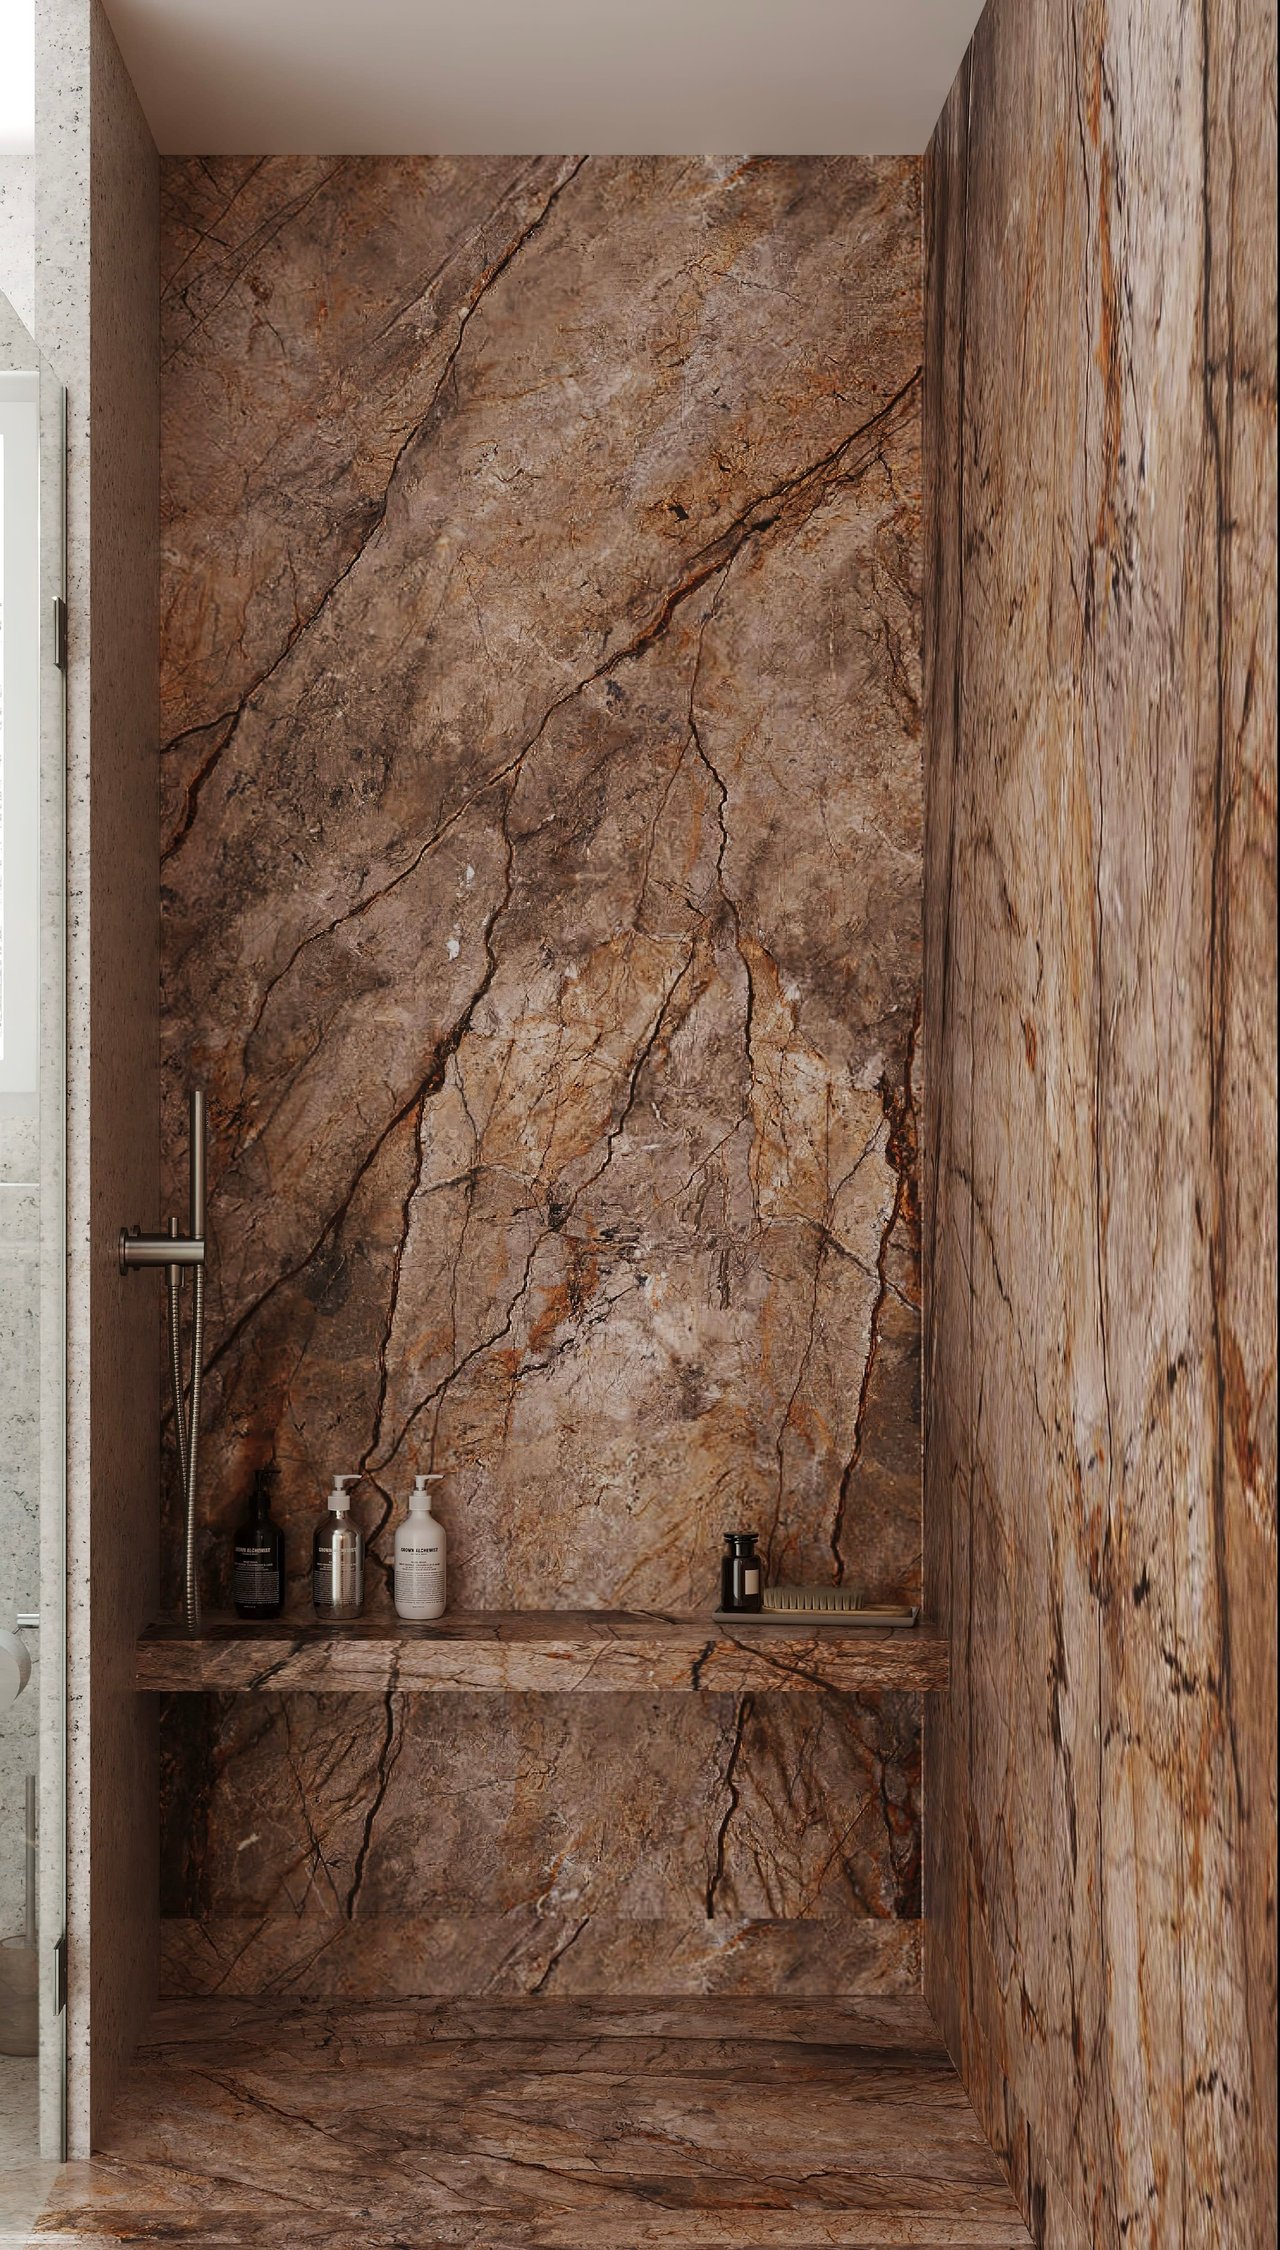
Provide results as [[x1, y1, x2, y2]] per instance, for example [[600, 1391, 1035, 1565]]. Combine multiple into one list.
[[188, 1086, 206, 1243]]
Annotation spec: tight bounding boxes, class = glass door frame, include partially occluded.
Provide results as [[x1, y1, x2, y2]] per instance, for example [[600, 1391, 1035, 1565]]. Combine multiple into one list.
[[36, 359, 68, 2166], [1, 304, 68, 2165]]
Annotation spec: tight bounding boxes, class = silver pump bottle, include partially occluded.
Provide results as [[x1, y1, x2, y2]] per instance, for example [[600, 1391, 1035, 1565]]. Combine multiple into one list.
[[313, 1473, 364, 1620]]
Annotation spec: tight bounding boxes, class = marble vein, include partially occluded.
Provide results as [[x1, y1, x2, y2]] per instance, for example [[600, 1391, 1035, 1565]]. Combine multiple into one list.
[[158, 154, 927, 2001], [923, 2, 1276, 2241], [31, 1996, 1032, 2246]]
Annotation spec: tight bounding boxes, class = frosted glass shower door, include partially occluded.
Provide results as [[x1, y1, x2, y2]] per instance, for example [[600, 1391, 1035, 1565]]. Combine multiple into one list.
[[0, 323, 68, 2198]]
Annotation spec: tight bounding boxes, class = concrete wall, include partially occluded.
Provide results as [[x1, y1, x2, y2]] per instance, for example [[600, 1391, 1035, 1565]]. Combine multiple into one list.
[[35, 0, 159, 2152]]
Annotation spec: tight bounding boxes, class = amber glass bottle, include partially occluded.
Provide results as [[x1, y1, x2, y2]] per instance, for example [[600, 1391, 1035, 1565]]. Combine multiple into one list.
[[720, 1530, 763, 1613]]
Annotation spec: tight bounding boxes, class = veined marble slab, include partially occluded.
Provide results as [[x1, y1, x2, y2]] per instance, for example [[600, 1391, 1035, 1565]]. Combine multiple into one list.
[[922, 0, 1277, 2238], [136, 1609, 948, 1693], [156, 151, 927, 2008], [156, 1680, 923, 2001], [30, 1994, 1031, 2246], [160, 1913, 922, 2006]]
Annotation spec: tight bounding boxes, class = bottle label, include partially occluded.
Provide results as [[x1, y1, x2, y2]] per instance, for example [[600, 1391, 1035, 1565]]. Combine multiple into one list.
[[743, 1566, 760, 1594], [235, 1552, 279, 1605], [314, 1535, 362, 1613], [396, 1550, 446, 1605]]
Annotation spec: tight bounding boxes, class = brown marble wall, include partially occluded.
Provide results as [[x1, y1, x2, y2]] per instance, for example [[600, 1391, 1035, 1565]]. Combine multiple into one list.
[[158, 156, 926, 1993], [923, 1, 1277, 2243], [157, 1689, 922, 1999]]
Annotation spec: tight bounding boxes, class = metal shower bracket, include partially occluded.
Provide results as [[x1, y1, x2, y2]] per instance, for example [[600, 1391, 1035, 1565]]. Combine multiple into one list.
[[119, 1087, 207, 1634]]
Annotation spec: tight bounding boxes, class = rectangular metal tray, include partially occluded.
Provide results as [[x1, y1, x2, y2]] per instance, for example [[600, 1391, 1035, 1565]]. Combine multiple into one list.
[[712, 1605, 920, 1630]]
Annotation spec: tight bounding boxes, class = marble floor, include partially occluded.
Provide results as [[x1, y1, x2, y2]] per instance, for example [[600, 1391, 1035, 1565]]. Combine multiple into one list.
[[26, 1996, 1029, 2248], [2, 2052, 59, 2250]]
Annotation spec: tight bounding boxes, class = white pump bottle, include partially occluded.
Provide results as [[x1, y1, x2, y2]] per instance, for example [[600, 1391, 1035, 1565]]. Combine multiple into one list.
[[394, 1475, 447, 1620]]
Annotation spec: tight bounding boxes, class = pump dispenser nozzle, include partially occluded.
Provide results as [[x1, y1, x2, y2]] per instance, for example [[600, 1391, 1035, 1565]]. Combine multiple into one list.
[[328, 1474, 360, 1514]]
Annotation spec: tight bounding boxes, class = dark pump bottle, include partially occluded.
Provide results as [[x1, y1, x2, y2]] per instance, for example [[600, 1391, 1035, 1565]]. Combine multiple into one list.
[[720, 1530, 763, 1614], [233, 1466, 286, 1619]]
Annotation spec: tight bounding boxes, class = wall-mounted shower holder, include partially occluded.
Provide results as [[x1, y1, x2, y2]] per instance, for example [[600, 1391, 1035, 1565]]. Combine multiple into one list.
[[119, 1087, 208, 1635]]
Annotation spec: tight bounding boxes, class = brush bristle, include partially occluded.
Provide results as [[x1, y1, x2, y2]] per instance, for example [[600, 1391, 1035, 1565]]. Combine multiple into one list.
[[761, 1584, 865, 1613]]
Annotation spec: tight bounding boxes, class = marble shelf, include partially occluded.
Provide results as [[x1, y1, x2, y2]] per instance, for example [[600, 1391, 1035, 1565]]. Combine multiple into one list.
[[135, 1609, 949, 1695]]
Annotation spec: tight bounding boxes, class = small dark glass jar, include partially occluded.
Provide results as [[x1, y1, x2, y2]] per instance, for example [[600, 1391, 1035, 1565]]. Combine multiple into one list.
[[233, 1465, 286, 1619], [720, 1530, 763, 1613]]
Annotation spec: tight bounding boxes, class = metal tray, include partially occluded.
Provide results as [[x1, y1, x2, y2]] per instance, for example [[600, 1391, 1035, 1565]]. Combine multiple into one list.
[[712, 1605, 920, 1630]]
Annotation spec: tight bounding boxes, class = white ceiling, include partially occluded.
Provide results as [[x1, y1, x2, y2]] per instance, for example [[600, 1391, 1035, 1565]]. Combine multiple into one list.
[[101, 0, 986, 156]]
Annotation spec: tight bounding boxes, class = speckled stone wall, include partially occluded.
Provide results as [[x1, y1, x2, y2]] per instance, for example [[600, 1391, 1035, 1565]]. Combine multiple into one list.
[[923, 1, 1277, 2243], [35, 0, 161, 2153], [157, 156, 927, 1996]]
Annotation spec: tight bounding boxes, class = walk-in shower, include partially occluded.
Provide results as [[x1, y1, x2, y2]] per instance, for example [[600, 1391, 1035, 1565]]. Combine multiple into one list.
[[119, 1089, 206, 1633]]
